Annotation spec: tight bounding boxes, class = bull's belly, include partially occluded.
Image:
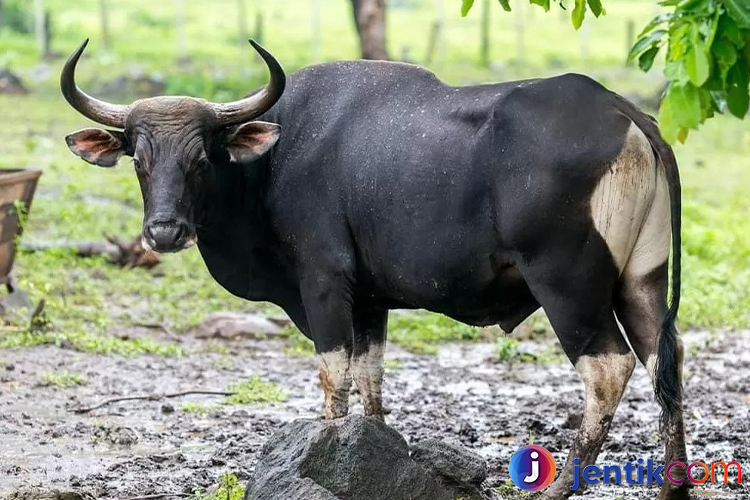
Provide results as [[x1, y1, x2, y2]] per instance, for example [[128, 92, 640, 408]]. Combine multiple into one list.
[[356, 260, 540, 332]]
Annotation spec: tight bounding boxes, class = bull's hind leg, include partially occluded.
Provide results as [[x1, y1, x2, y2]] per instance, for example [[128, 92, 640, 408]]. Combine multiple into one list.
[[544, 305, 635, 498], [613, 144, 688, 500], [351, 309, 388, 420], [613, 192, 688, 498], [519, 257, 634, 499], [615, 268, 688, 500]]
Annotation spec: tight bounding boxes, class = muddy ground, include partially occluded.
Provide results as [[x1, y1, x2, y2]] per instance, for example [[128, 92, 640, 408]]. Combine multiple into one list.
[[1, 328, 748, 500]]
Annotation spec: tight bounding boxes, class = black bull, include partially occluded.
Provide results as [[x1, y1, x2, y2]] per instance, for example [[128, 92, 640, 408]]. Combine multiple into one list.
[[62, 40, 688, 499]]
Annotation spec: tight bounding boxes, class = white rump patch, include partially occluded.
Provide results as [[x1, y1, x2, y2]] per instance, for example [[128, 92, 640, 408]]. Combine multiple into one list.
[[590, 122, 670, 277]]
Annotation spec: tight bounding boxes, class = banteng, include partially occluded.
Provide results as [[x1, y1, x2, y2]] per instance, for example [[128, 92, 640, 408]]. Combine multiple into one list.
[[62, 40, 688, 499]]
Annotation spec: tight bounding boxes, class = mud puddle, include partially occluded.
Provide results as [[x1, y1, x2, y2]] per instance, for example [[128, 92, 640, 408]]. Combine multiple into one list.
[[1, 329, 748, 499]]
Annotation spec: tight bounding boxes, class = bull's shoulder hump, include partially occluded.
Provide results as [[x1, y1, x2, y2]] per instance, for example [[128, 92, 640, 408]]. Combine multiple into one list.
[[288, 60, 445, 88]]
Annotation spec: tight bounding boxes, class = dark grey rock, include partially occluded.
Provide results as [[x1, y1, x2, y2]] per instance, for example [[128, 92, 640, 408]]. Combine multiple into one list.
[[410, 439, 488, 487], [245, 415, 459, 500]]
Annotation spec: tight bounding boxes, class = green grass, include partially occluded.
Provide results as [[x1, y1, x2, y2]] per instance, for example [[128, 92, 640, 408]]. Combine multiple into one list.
[[283, 332, 317, 358], [181, 401, 219, 416], [495, 480, 532, 499], [0, 328, 185, 357], [389, 311, 481, 354], [0, 0, 748, 360], [40, 370, 87, 387], [225, 376, 286, 406], [383, 359, 404, 371], [179, 377, 285, 414], [192, 473, 245, 500]]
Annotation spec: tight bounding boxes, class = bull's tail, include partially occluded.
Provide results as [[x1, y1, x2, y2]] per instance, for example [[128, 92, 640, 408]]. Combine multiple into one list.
[[612, 94, 682, 427]]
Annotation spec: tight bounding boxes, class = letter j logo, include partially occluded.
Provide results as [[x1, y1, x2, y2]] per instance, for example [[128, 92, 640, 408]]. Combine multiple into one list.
[[509, 445, 556, 492]]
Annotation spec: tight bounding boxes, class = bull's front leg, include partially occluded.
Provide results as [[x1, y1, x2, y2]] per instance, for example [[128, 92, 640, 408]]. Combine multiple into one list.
[[352, 309, 388, 421], [301, 269, 355, 420]]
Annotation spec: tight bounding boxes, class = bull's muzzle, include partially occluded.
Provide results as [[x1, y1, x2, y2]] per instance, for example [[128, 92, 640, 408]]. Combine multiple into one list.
[[143, 219, 195, 253]]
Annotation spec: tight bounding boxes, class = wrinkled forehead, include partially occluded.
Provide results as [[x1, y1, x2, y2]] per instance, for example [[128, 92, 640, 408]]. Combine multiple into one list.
[[126, 97, 217, 131]]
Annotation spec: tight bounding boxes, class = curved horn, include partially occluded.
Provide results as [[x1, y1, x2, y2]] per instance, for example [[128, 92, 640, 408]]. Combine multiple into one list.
[[61, 39, 129, 128], [212, 40, 286, 127]]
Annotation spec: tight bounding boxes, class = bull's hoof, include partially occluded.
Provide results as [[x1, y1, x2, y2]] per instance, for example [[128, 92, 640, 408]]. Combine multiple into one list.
[[658, 482, 690, 500]]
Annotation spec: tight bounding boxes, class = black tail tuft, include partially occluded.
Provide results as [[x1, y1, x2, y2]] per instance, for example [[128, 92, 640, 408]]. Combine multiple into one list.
[[654, 303, 682, 427]]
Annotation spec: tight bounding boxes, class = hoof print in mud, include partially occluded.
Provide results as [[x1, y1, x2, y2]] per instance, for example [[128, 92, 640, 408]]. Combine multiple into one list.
[[244, 414, 497, 500]]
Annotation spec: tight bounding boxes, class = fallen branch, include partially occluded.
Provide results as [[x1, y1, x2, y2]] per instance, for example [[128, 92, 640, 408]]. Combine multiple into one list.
[[131, 322, 182, 342], [72, 390, 235, 414], [23, 233, 160, 269]]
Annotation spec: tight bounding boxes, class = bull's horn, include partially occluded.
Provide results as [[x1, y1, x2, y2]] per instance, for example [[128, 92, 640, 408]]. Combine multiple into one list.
[[212, 40, 286, 127], [61, 39, 129, 129]]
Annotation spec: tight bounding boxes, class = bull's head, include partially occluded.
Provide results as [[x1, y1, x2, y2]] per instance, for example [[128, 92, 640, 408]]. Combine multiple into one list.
[[61, 39, 285, 253]]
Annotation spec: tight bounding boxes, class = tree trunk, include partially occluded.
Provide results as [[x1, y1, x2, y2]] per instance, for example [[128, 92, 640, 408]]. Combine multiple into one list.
[[34, 0, 47, 58], [237, 0, 248, 46], [479, 0, 490, 67], [350, 0, 389, 60], [99, 0, 110, 50]]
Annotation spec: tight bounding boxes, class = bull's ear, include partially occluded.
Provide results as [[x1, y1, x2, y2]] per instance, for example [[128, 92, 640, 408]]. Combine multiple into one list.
[[65, 128, 128, 167], [226, 121, 281, 163]]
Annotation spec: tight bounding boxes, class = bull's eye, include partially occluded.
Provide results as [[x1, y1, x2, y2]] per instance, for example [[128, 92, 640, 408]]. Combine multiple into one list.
[[133, 158, 142, 171]]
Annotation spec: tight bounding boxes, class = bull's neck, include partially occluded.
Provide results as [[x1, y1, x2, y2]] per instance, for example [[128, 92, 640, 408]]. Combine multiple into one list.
[[194, 155, 281, 301], [199, 157, 268, 237]]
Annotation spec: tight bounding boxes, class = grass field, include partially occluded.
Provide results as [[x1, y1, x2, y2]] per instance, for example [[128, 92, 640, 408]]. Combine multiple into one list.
[[1, 0, 749, 357]]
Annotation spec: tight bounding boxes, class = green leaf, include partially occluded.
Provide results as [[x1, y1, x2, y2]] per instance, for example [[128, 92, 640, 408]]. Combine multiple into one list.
[[628, 30, 667, 61], [705, 9, 721, 49], [686, 41, 711, 86], [639, 46, 661, 72], [712, 38, 738, 83], [658, 91, 680, 144], [725, 0, 750, 29], [665, 60, 691, 86], [572, 0, 586, 30], [638, 13, 672, 38], [668, 21, 692, 60], [529, 0, 551, 12], [679, 0, 711, 14], [665, 83, 703, 129], [461, 0, 475, 17], [586, 0, 603, 17], [726, 63, 750, 117], [497, 0, 512, 12], [717, 15, 743, 47]]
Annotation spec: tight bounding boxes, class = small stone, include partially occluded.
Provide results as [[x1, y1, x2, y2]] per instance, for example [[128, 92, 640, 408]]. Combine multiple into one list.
[[161, 403, 175, 414]]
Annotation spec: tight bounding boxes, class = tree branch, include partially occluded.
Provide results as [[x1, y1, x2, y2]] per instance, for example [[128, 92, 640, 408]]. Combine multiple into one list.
[[71, 390, 236, 414]]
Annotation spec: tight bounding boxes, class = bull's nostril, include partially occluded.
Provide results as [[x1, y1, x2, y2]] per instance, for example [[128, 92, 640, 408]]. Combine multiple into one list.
[[145, 225, 157, 242], [174, 224, 186, 242]]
